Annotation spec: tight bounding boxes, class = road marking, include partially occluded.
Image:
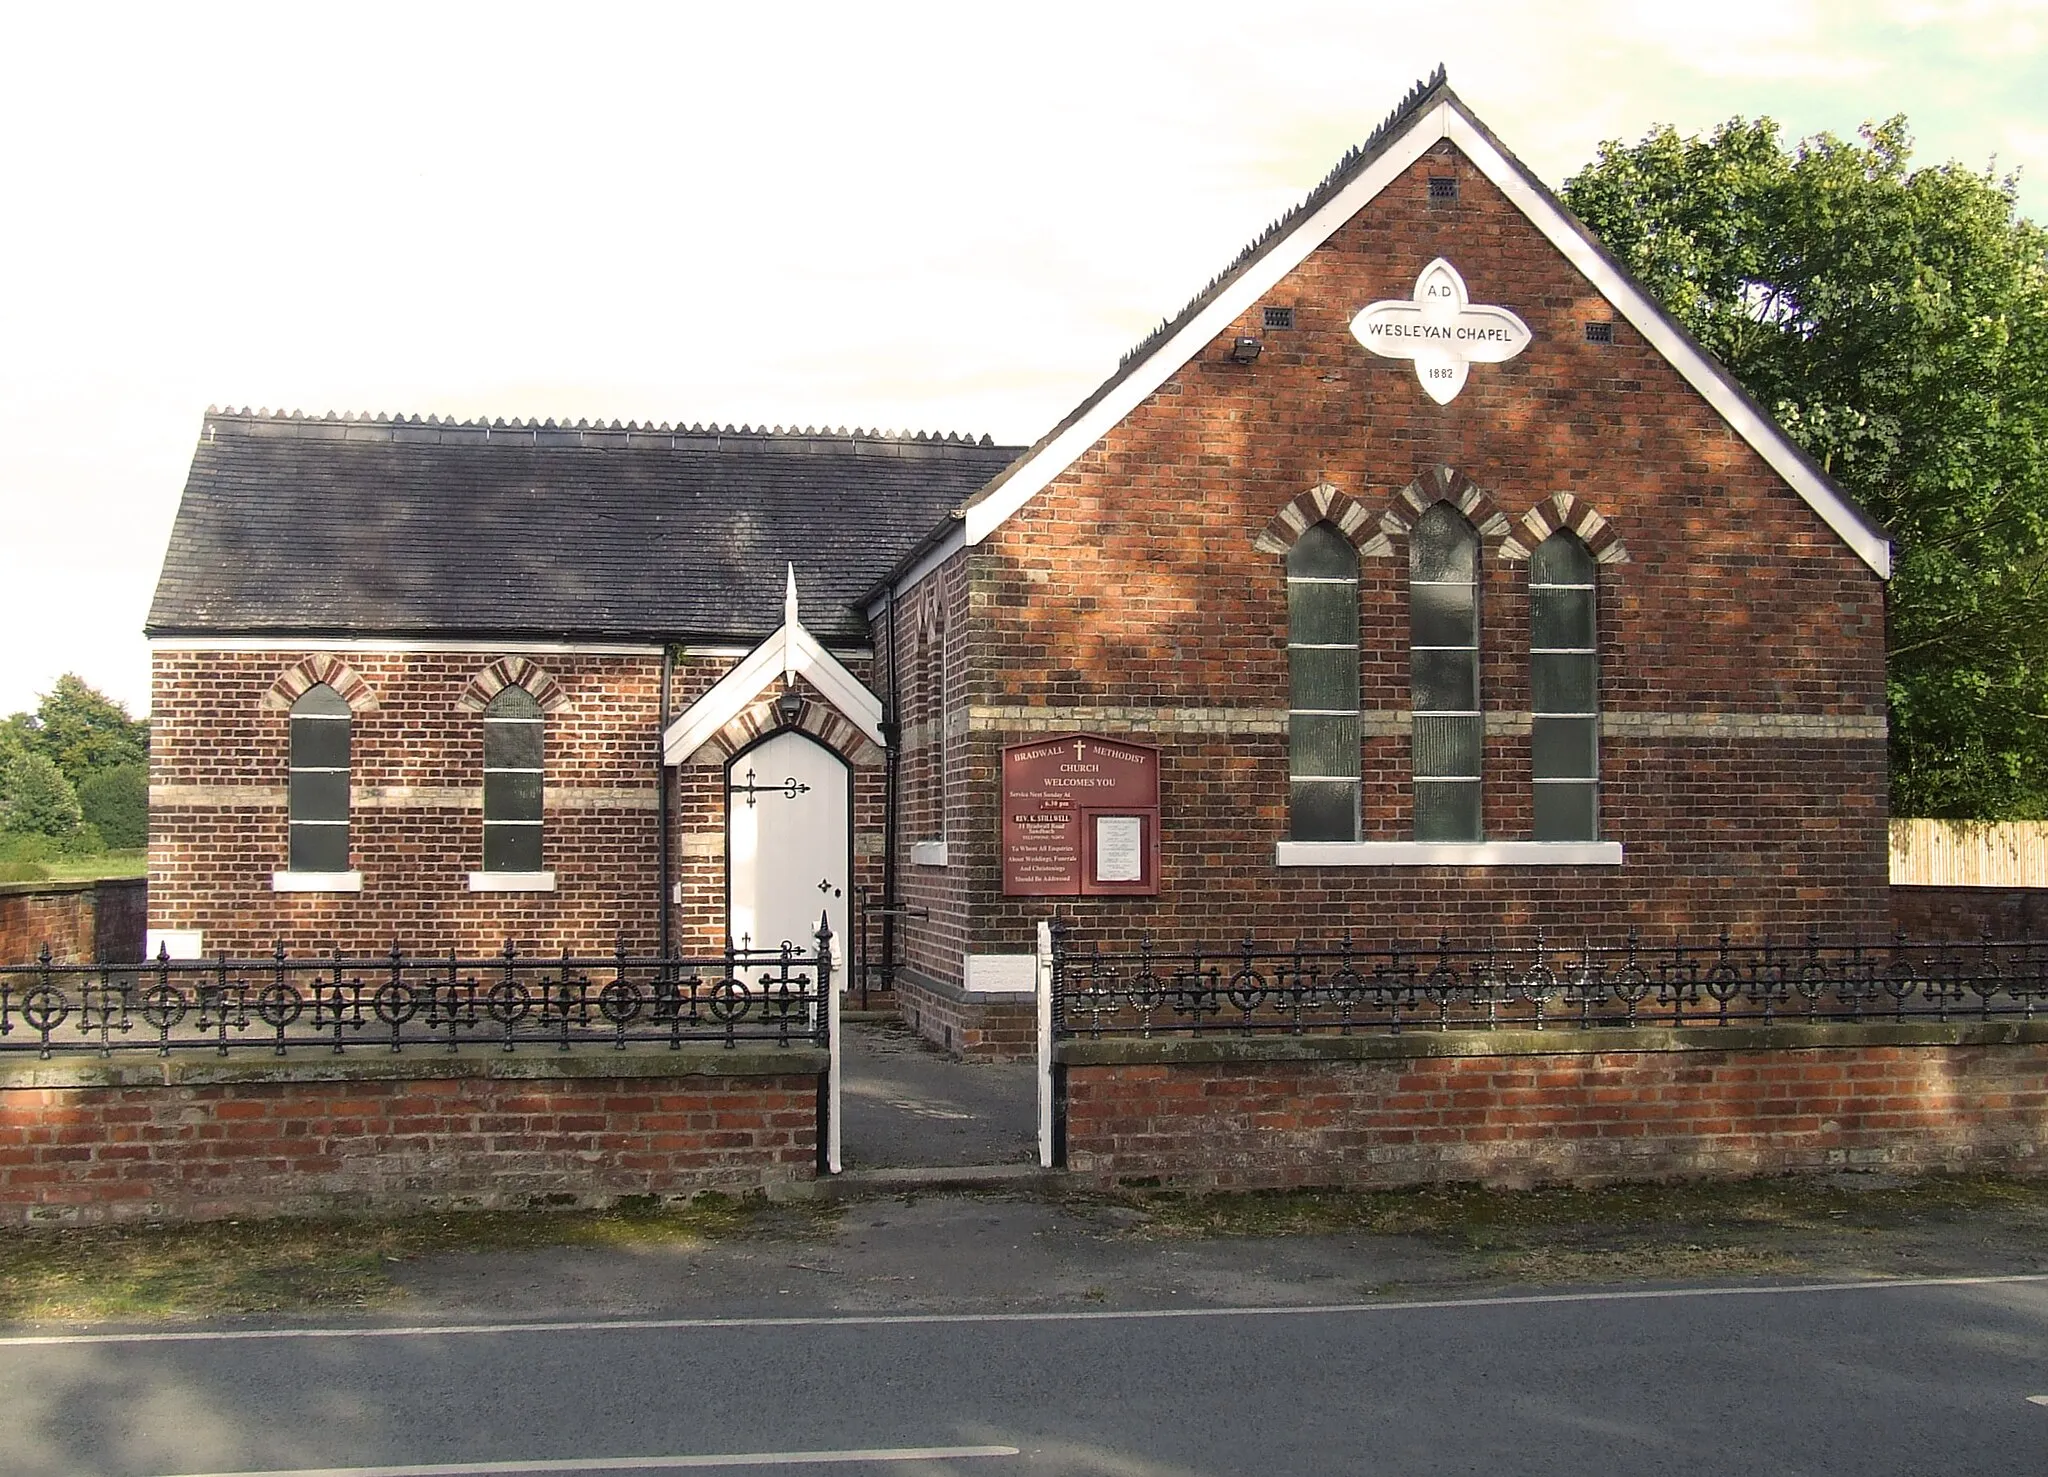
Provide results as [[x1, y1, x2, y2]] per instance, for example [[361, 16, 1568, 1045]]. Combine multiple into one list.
[[6, 1272, 2046, 1349], [2029, 1395, 2048, 1406], [150, 1448, 1020, 1477]]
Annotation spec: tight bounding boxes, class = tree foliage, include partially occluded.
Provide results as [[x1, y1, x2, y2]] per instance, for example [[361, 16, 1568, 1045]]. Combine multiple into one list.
[[1562, 117, 2048, 818], [0, 677, 148, 853], [17, 674, 149, 789], [0, 751, 84, 840]]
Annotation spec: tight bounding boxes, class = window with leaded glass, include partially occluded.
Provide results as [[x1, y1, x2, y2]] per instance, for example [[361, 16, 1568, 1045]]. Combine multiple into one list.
[[482, 685, 544, 872], [288, 684, 351, 872], [1411, 502, 1482, 842], [1530, 531, 1599, 841], [1287, 522, 1360, 841]]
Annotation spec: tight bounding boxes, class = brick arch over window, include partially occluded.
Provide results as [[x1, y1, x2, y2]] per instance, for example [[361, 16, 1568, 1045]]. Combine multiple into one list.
[[1252, 481, 1375, 555], [1356, 465, 1514, 561], [453, 656, 573, 715], [1500, 492, 1631, 566], [689, 686, 884, 770], [262, 655, 379, 713]]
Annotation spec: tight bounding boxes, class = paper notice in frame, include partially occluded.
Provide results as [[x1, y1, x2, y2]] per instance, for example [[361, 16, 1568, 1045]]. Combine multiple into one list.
[[1093, 815, 1143, 883]]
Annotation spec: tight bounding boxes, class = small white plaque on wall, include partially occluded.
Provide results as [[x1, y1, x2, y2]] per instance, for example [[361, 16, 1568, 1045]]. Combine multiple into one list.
[[145, 929, 204, 960], [964, 952, 1037, 995]]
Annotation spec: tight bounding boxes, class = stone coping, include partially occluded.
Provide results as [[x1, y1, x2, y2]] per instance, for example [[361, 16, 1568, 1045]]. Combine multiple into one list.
[[1054, 1019, 2048, 1067], [0, 1044, 829, 1091], [0, 877, 117, 900]]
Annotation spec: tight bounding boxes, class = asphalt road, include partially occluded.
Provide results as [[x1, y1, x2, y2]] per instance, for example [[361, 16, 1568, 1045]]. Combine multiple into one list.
[[7, 1274, 2048, 1477]]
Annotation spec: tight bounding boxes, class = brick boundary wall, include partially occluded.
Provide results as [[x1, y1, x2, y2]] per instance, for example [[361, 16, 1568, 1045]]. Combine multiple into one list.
[[1891, 886, 2048, 942], [1055, 1024, 2048, 1191], [1, 1047, 826, 1225], [894, 972, 1036, 1060], [0, 878, 148, 966]]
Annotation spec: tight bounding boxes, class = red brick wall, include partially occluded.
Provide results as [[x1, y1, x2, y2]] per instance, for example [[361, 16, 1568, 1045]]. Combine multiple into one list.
[[0, 882, 99, 965], [1892, 887, 2048, 942], [151, 648, 668, 956], [941, 137, 1888, 959], [876, 552, 975, 992], [894, 973, 1035, 1059], [2, 1052, 823, 1225], [1059, 1028, 2048, 1190]]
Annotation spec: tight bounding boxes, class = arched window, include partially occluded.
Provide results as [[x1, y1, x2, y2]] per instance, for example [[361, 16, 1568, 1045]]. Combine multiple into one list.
[[1287, 522, 1360, 841], [482, 685, 544, 872], [288, 683, 352, 872], [1530, 531, 1599, 840], [1411, 502, 1482, 842]]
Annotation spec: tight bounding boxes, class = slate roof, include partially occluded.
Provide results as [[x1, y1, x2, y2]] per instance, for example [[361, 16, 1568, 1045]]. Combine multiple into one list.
[[148, 410, 1023, 645]]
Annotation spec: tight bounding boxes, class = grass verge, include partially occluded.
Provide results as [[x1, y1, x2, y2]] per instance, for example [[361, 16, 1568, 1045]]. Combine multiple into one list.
[[0, 1194, 840, 1325], [1117, 1172, 2048, 1245]]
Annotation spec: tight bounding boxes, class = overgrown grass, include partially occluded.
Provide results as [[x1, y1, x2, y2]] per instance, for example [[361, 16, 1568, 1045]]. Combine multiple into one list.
[[1114, 1173, 2048, 1249], [0, 1194, 840, 1325]]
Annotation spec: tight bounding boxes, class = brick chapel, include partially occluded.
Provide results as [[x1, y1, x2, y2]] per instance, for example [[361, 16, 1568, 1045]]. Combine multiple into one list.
[[146, 73, 1892, 1055]]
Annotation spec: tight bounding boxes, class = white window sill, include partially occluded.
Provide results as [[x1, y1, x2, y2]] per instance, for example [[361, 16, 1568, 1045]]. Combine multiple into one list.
[[272, 870, 364, 892], [467, 871, 557, 892], [910, 840, 949, 867], [1275, 841, 1624, 867]]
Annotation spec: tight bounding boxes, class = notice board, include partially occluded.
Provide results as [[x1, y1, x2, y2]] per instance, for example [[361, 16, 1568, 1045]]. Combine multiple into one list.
[[1001, 735, 1160, 896]]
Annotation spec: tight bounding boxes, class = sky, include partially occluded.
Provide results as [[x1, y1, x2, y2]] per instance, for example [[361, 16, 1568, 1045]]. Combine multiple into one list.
[[1, 0, 2044, 720]]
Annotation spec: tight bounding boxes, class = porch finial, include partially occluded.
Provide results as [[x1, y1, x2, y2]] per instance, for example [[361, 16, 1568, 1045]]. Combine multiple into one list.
[[783, 564, 800, 684]]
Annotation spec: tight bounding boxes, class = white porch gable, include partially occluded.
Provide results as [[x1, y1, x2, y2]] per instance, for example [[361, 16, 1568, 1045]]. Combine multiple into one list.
[[663, 565, 886, 764]]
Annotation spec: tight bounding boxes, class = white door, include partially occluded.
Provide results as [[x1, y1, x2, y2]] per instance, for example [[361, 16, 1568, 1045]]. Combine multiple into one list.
[[727, 729, 851, 977]]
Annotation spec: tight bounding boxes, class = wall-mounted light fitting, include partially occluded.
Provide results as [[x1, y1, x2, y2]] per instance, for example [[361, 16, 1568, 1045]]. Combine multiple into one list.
[[1230, 336, 1263, 363], [774, 686, 805, 727]]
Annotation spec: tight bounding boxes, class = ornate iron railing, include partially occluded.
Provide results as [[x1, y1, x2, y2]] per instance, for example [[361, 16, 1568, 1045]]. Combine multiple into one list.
[[1049, 928, 2048, 1039], [0, 934, 833, 1059]]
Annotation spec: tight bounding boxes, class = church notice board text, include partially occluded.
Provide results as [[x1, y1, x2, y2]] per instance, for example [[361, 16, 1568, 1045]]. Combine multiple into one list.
[[1001, 735, 1160, 896]]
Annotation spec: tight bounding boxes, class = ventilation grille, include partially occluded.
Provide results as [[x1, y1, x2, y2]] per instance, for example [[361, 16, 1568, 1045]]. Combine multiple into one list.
[[1584, 321, 1615, 344], [1428, 176, 1459, 201], [1263, 306, 1295, 330]]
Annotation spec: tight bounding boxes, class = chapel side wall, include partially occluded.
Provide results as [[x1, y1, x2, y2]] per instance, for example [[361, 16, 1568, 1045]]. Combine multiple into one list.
[[875, 551, 975, 993], [959, 138, 1889, 957], [150, 649, 665, 957]]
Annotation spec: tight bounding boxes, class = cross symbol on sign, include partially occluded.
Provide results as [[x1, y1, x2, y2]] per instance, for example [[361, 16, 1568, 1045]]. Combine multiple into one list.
[[1074, 740, 1087, 761], [1349, 257, 1532, 405]]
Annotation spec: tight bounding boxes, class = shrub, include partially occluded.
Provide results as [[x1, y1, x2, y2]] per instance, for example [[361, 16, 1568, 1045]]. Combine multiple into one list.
[[78, 763, 146, 849]]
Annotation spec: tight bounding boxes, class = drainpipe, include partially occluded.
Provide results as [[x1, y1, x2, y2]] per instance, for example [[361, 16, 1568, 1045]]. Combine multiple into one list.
[[880, 582, 902, 997], [657, 643, 674, 959]]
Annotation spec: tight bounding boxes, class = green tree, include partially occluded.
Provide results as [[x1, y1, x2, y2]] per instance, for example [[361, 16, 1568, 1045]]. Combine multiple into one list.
[[0, 751, 84, 840], [1562, 117, 2048, 818], [9, 675, 148, 791]]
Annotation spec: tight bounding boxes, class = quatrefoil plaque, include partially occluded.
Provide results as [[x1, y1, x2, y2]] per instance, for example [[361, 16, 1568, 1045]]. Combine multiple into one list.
[[1350, 258, 1532, 405]]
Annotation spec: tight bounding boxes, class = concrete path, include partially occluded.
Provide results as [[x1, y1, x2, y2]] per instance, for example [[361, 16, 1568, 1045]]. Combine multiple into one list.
[[837, 1014, 1036, 1171]]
